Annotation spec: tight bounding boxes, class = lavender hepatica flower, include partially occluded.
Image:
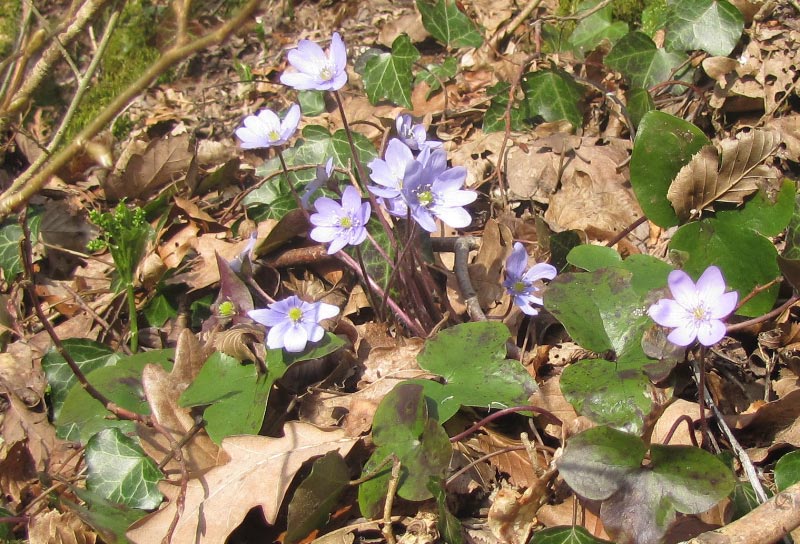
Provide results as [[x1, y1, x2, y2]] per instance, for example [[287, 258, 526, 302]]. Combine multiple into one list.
[[249, 295, 340, 352], [301, 157, 335, 208], [401, 148, 477, 232], [229, 232, 257, 274], [503, 242, 557, 316], [235, 104, 301, 149], [648, 265, 738, 347], [280, 32, 347, 91], [396, 113, 442, 151], [309, 185, 371, 254], [367, 138, 416, 216]]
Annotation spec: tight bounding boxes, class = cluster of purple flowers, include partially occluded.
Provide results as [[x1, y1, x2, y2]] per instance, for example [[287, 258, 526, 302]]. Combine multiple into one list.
[[234, 31, 739, 354]]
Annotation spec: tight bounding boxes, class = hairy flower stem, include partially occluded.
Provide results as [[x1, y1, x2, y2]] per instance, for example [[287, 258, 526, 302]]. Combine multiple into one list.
[[276, 148, 305, 211], [696, 346, 710, 446], [332, 89, 397, 251], [336, 250, 426, 337]]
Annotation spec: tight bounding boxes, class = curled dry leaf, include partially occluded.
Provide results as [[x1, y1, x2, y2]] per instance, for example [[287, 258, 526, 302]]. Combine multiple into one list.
[[667, 130, 780, 221], [28, 508, 97, 544]]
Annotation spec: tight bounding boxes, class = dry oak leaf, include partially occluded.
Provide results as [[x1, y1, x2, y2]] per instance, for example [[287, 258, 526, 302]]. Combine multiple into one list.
[[667, 130, 780, 221], [28, 508, 97, 544], [126, 422, 358, 543]]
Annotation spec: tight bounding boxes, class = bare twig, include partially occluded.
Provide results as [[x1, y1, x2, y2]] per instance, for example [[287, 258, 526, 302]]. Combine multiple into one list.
[[449, 405, 562, 444]]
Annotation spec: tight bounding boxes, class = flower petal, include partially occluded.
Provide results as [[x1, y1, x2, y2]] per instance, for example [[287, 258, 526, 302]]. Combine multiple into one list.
[[279, 72, 319, 90], [524, 263, 557, 282], [506, 243, 528, 279], [648, 298, 692, 328], [283, 325, 310, 352], [281, 104, 302, 137], [709, 290, 738, 320], [696, 319, 726, 346], [667, 269, 698, 308], [309, 225, 338, 243], [330, 32, 347, 72], [666, 324, 698, 346], [434, 205, 472, 229]]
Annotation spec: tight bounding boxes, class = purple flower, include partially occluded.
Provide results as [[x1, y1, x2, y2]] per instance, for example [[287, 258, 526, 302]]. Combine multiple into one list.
[[401, 148, 477, 232], [367, 138, 416, 216], [648, 265, 738, 347], [301, 157, 335, 208], [280, 32, 347, 91], [248, 295, 340, 352], [235, 104, 301, 149], [503, 242, 557, 316], [396, 113, 442, 151], [229, 233, 257, 274], [309, 185, 371, 254]]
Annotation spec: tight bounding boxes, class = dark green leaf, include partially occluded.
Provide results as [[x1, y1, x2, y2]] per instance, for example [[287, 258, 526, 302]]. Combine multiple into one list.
[[416, 0, 483, 48], [605, 31, 689, 89], [0, 222, 22, 279], [85, 428, 163, 509], [664, 0, 744, 56], [412, 322, 538, 422], [285, 452, 350, 544], [626, 87, 655, 127], [630, 111, 711, 228], [522, 69, 584, 129], [56, 350, 174, 443], [363, 34, 420, 109], [483, 82, 526, 133], [729, 480, 764, 521], [70, 487, 148, 544], [357, 383, 451, 517], [428, 477, 463, 544], [178, 352, 271, 443], [559, 426, 646, 500], [142, 293, 177, 327], [43, 339, 121, 420], [415, 57, 458, 95], [299, 90, 326, 116], [650, 444, 736, 512]]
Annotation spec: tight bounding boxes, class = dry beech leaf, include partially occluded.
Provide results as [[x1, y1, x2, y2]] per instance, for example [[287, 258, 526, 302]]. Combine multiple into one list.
[[127, 422, 358, 543], [28, 509, 97, 544], [667, 130, 780, 221], [211, 324, 264, 362], [104, 134, 194, 200], [487, 483, 546, 544]]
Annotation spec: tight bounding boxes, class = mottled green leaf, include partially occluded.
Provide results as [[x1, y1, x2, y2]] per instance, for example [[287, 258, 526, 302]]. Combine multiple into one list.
[[483, 82, 526, 133], [775, 450, 800, 491], [363, 34, 420, 109], [569, 0, 628, 56], [664, 0, 744, 56], [530, 525, 613, 543], [605, 31, 689, 89], [142, 292, 177, 327], [85, 428, 163, 510], [0, 222, 23, 279], [415, 57, 458, 96], [70, 487, 148, 544], [299, 90, 326, 116], [626, 87, 655, 127], [416, 0, 483, 48]]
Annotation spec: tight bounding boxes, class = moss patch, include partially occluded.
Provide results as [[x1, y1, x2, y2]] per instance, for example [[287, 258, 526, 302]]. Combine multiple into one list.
[[0, 0, 21, 59], [64, 0, 161, 143]]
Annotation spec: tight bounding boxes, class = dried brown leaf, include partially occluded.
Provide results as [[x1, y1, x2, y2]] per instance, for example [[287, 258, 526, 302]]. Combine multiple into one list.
[[105, 134, 194, 200], [487, 484, 545, 544], [667, 130, 779, 221], [127, 422, 358, 543], [28, 509, 97, 544]]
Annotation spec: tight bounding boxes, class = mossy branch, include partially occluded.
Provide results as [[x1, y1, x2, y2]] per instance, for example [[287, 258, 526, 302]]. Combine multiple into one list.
[[0, 0, 262, 220]]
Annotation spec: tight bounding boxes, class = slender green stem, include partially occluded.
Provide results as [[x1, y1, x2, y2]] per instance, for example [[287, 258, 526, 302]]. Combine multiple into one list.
[[126, 283, 138, 353], [355, 245, 384, 321], [276, 148, 305, 212]]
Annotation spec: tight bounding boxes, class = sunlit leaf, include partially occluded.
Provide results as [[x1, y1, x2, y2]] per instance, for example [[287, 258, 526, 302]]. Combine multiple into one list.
[[85, 428, 163, 510], [522, 68, 585, 129], [664, 0, 744, 56], [775, 450, 800, 491], [569, 0, 628, 56], [530, 525, 613, 543], [416, 0, 483, 48]]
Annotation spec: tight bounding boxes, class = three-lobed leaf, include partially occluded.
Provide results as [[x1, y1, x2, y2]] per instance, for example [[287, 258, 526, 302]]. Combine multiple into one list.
[[416, 0, 483, 48], [605, 32, 689, 89], [522, 69, 585, 129], [569, 0, 628, 56], [664, 0, 744, 56], [363, 34, 420, 109]]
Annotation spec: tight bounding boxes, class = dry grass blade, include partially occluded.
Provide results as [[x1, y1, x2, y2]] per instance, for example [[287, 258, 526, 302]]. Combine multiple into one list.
[[667, 130, 780, 221]]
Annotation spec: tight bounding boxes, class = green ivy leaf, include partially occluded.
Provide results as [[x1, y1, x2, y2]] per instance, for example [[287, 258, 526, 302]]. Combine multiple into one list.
[[530, 525, 614, 543], [357, 383, 451, 518], [626, 87, 655, 127], [69, 487, 148, 544], [408, 321, 538, 422], [416, 0, 483, 48], [85, 428, 163, 509], [605, 31, 689, 89], [142, 292, 177, 327], [483, 82, 526, 133], [414, 57, 458, 96], [0, 222, 23, 279], [285, 452, 350, 544], [298, 90, 326, 116], [664, 0, 744, 56], [522, 68, 585, 129], [569, 0, 628, 56], [43, 339, 122, 420], [363, 34, 420, 109], [630, 111, 711, 228], [56, 350, 174, 443]]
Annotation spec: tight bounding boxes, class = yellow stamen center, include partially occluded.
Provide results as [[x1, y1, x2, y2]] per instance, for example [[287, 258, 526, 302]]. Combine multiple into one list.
[[320, 66, 333, 80], [418, 190, 433, 206], [288, 307, 303, 322], [340, 216, 353, 228], [268, 130, 280, 141]]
